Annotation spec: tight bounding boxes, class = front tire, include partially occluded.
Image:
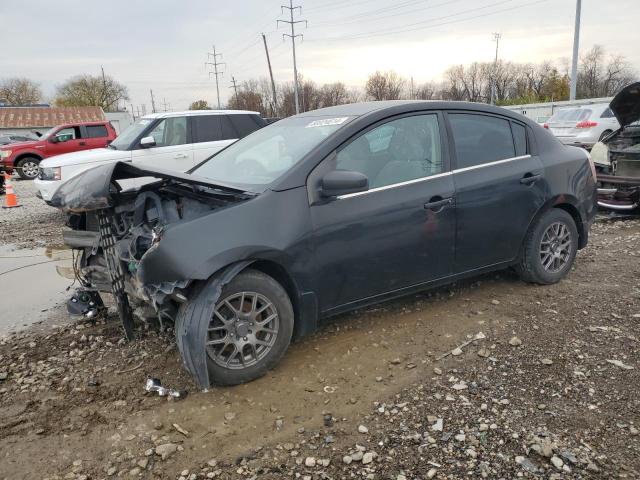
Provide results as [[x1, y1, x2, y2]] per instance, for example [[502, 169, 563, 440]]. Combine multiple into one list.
[[16, 156, 41, 179], [188, 269, 294, 386], [517, 209, 578, 284]]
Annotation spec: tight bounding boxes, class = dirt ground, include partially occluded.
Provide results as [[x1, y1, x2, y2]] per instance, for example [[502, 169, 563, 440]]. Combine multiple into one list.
[[0, 182, 638, 479]]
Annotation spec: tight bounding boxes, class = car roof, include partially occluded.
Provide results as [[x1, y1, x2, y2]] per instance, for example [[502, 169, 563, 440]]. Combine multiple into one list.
[[293, 100, 533, 124], [142, 110, 260, 120]]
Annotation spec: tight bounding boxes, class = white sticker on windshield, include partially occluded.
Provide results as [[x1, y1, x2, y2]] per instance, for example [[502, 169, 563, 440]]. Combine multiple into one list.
[[306, 117, 348, 128]]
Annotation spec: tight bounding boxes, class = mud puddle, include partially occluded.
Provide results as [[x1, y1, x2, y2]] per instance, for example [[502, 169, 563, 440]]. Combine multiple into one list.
[[0, 244, 74, 334]]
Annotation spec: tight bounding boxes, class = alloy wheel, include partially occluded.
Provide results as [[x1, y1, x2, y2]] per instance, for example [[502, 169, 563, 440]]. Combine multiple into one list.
[[539, 222, 573, 273], [206, 291, 280, 370], [21, 161, 39, 178]]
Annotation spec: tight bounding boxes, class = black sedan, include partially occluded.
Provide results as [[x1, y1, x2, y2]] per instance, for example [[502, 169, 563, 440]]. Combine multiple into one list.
[[53, 101, 598, 387]]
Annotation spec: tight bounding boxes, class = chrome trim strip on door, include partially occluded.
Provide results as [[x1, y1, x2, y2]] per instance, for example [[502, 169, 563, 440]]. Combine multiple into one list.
[[337, 171, 453, 199], [452, 155, 532, 174], [336, 154, 532, 200]]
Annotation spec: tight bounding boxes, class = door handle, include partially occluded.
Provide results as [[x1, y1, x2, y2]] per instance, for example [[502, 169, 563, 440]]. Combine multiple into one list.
[[173, 153, 189, 159], [520, 173, 542, 185], [424, 197, 453, 211], [79, 141, 86, 146]]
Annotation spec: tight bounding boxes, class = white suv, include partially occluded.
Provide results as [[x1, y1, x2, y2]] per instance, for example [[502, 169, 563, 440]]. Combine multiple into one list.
[[34, 110, 265, 203], [545, 103, 620, 149]]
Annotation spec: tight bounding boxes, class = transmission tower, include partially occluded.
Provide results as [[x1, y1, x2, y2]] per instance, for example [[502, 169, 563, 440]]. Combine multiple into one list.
[[278, 0, 307, 114]]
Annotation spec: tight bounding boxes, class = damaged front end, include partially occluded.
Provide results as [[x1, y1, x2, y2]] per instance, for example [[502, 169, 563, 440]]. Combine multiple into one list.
[[54, 161, 254, 347], [594, 82, 640, 212]]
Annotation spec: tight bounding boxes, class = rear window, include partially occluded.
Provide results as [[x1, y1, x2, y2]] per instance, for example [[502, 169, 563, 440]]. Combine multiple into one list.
[[549, 108, 591, 122], [449, 113, 516, 169], [86, 125, 109, 138]]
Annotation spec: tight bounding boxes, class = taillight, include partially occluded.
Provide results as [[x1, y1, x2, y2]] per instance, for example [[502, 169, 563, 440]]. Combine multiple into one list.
[[576, 120, 598, 129], [543, 123, 549, 129]]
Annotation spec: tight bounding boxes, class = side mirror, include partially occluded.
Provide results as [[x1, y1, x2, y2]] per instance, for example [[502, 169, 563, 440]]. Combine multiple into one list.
[[319, 170, 369, 197], [50, 136, 59, 144], [140, 136, 156, 148]]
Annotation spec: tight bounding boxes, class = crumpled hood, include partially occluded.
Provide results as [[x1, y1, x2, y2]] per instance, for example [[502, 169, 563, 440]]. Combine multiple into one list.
[[610, 81, 640, 127], [40, 147, 130, 168], [50, 161, 246, 213]]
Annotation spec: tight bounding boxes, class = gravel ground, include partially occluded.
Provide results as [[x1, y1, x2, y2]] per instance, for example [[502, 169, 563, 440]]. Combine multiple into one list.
[[0, 178, 66, 249], [0, 205, 638, 479]]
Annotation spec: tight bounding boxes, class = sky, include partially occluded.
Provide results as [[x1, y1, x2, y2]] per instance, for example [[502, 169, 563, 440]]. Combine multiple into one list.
[[1, 0, 638, 112]]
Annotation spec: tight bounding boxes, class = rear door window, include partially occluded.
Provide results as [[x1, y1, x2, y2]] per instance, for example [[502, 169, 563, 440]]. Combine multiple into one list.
[[448, 113, 515, 169], [192, 115, 223, 143], [228, 114, 261, 138], [86, 125, 109, 138]]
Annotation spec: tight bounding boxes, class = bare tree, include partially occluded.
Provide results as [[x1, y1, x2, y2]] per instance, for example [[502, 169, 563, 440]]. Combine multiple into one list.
[[414, 81, 441, 100], [0, 78, 42, 105], [365, 71, 406, 100], [55, 74, 129, 111], [318, 82, 350, 107]]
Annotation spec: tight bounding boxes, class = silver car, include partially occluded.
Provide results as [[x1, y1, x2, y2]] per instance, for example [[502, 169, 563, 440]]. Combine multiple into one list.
[[545, 103, 619, 148]]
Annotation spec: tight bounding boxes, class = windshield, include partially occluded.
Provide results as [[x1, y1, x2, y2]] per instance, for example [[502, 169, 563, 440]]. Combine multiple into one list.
[[191, 115, 353, 192], [38, 126, 58, 140], [109, 118, 155, 150]]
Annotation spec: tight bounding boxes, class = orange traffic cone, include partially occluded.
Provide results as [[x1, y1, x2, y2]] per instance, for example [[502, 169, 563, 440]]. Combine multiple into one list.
[[3, 172, 21, 208]]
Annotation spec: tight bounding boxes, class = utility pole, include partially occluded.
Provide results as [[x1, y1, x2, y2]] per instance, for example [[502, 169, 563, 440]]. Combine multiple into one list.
[[490, 32, 501, 105], [101, 65, 108, 109], [229, 76, 239, 107], [569, 0, 582, 100], [130, 103, 135, 120], [205, 46, 226, 109], [278, 0, 307, 114], [262, 33, 279, 116], [162, 98, 170, 112], [150, 90, 157, 113]]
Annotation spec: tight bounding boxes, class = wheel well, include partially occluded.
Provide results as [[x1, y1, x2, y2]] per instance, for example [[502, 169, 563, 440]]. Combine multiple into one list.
[[248, 260, 303, 337], [553, 203, 586, 248], [15, 153, 42, 164]]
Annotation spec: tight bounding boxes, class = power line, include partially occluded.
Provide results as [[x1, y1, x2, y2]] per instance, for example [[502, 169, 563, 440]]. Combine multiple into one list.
[[313, 0, 466, 28], [205, 45, 226, 108], [306, 0, 548, 42], [278, 0, 307, 114]]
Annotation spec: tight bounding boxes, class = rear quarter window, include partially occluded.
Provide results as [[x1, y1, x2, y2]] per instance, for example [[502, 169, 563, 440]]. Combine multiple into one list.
[[511, 122, 528, 156]]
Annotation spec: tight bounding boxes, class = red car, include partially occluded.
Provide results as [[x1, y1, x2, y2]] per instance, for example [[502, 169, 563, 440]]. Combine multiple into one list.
[[0, 121, 117, 179]]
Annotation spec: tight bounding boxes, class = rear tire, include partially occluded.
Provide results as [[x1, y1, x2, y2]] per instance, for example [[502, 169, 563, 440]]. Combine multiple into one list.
[[516, 209, 578, 285], [16, 156, 40, 180], [181, 269, 294, 386]]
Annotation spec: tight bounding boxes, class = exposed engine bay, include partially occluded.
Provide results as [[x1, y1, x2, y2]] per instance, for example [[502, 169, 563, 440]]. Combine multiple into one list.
[[594, 125, 640, 212], [54, 162, 253, 343], [593, 82, 640, 213]]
